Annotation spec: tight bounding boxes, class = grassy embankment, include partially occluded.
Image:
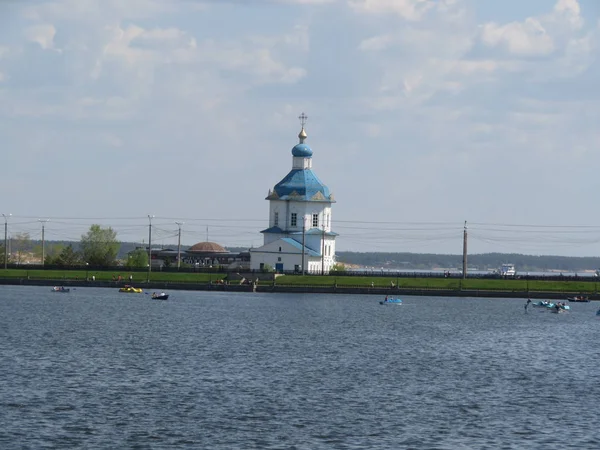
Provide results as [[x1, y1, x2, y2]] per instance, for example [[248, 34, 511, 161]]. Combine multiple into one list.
[[275, 275, 596, 293], [0, 269, 224, 284], [0, 269, 597, 293]]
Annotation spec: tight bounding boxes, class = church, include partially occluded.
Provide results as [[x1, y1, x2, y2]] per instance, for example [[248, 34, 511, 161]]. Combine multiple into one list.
[[250, 114, 338, 274]]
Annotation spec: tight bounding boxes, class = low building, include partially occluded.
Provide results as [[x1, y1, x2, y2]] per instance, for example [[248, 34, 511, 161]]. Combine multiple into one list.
[[183, 241, 250, 270], [134, 242, 250, 270]]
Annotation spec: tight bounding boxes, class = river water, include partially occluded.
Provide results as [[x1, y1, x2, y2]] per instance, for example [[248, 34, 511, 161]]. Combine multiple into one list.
[[0, 286, 598, 449]]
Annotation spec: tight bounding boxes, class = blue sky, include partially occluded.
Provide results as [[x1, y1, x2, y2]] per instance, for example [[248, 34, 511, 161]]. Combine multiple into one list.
[[1, 0, 600, 256]]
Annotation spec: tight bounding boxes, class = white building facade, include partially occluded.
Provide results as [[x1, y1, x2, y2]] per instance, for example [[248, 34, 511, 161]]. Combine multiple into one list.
[[250, 115, 337, 274]]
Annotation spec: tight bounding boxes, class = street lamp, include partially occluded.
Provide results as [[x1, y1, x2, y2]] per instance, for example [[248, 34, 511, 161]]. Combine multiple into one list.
[[38, 219, 49, 267], [175, 221, 184, 270], [147, 215, 154, 282], [2, 213, 11, 270], [86, 262, 89, 281]]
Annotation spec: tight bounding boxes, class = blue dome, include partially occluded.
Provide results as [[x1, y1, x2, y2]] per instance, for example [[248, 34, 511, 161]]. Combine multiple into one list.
[[292, 143, 313, 157], [270, 169, 334, 202]]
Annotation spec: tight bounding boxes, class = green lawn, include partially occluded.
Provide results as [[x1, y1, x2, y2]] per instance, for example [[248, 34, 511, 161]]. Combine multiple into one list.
[[274, 275, 597, 293], [0, 269, 227, 284], [0, 269, 596, 293]]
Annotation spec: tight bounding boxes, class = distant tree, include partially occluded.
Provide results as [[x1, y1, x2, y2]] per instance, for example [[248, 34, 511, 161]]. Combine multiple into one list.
[[0, 243, 10, 265], [43, 243, 65, 265], [330, 263, 347, 274], [261, 263, 274, 273], [125, 248, 148, 269], [12, 232, 31, 264], [80, 225, 120, 267], [53, 244, 82, 267]]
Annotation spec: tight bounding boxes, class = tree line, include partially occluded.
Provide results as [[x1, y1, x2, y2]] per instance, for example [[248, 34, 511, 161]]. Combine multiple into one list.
[[336, 251, 600, 272], [0, 225, 148, 268], [3, 229, 600, 272]]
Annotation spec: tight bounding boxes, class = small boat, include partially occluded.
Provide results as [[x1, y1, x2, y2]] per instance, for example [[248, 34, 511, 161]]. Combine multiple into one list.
[[552, 304, 571, 313], [51, 286, 70, 293], [151, 292, 169, 300], [497, 263, 516, 277], [380, 298, 402, 305], [567, 296, 590, 302], [532, 301, 570, 311], [119, 285, 143, 293]]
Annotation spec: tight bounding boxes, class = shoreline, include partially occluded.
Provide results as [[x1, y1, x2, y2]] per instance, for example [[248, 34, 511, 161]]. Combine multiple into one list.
[[1, 278, 597, 300]]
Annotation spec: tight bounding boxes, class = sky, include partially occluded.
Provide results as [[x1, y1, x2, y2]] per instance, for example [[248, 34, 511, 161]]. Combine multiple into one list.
[[1, 0, 600, 256]]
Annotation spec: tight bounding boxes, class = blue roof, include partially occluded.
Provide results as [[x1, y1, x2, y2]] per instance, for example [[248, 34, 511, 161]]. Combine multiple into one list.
[[260, 226, 284, 234], [289, 229, 339, 237], [292, 143, 313, 157], [281, 238, 321, 257], [270, 168, 334, 202], [262, 226, 338, 236]]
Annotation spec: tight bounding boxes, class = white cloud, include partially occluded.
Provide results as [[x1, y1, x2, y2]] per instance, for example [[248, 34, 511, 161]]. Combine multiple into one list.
[[349, 0, 434, 21], [274, 0, 336, 3], [24, 24, 59, 51], [21, 0, 178, 22], [553, 0, 583, 29], [481, 18, 554, 56], [356, 1, 475, 104], [480, 0, 585, 57]]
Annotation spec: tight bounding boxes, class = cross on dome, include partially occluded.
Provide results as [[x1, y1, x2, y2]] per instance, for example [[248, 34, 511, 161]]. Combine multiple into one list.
[[299, 112, 308, 128], [298, 112, 308, 143]]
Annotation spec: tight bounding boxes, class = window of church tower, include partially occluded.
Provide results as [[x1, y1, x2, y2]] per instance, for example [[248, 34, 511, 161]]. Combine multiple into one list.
[[312, 214, 319, 227], [274, 212, 279, 227], [291, 213, 297, 227]]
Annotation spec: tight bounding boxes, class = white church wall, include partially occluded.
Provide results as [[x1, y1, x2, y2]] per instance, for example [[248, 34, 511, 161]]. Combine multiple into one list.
[[292, 156, 312, 169], [250, 239, 307, 272]]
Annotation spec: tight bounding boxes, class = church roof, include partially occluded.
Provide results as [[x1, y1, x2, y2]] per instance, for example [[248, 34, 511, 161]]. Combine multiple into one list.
[[289, 229, 339, 237], [187, 241, 227, 253], [269, 169, 335, 202], [281, 238, 321, 257], [260, 226, 285, 234]]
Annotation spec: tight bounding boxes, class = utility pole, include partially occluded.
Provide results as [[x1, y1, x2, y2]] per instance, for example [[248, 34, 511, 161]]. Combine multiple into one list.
[[175, 221, 184, 270], [462, 220, 468, 279], [38, 219, 49, 267], [301, 215, 306, 275], [148, 215, 154, 282], [321, 220, 325, 275], [2, 213, 10, 269]]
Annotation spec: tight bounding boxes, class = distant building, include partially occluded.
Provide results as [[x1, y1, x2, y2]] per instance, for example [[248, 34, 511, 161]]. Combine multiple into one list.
[[139, 242, 250, 270], [250, 113, 338, 273], [183, 241, 250, 269]]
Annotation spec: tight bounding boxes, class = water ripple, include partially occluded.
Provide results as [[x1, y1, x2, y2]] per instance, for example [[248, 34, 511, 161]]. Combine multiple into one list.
[[0, 287, 598, 448]]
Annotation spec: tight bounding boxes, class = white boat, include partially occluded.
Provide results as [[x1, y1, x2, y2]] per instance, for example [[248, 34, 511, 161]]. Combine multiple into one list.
[[498, 263, 516, 277]]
